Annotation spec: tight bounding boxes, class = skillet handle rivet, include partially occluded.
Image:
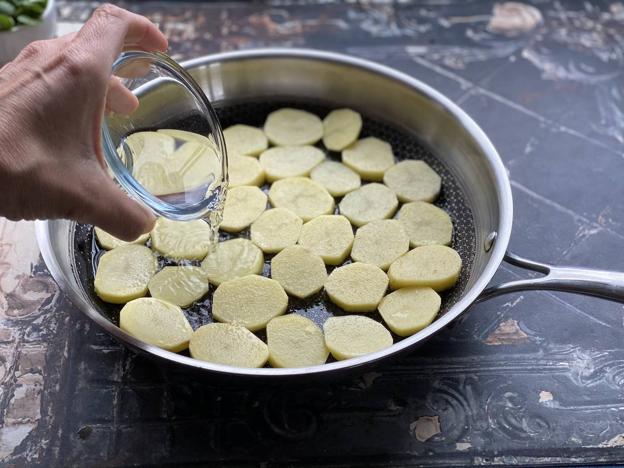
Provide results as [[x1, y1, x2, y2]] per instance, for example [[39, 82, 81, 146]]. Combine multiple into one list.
[[484, 231, 497, 252]]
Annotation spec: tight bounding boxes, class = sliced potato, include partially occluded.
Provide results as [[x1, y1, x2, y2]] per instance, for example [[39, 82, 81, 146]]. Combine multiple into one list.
[[297, 215, 354, 265], [201, 238, 264, 286], [267, 314, 329, 368], [383, 160, 441, 203], [268, 177, 335, 222], [148, 266, 209, 308], [223, 124, 268, 156], [323, 315, 393, 360], [378, 287, 441, 337], [342, 137, 395, 181], [339, 183, 398, 227], [94, 227, 149, 250], [322, 108, 363, 151], [94, 245, 157, 304], [310, 161, 361, 197], [212, 275, 288, 331], [158, 128, 213, 146], [250, 208, 303, 254], [123, 131, 175, 164], [398, 201, 453, 247], [220, 186, 267, 233], [264, 108, 323, 146], [229, 154, 265, 187], [151, 218, 214, 260], [271, 246, 327, 299], [388, 245, 461, 291], [324, 262, 388, 312], [351, 220, 409, 270], [120, 297, 192, 352], [190, 323, 269, 368], [259, 146, 324, 182]]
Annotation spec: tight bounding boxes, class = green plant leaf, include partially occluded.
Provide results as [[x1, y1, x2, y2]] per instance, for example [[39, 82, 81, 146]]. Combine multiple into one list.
[[0, 1, 15, 16], [16, 13, 39, 25], [0, 13, 15, 30], [20, 2, 43, 16]]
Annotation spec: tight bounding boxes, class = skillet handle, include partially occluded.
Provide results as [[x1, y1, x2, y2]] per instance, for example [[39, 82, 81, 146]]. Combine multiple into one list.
[[477, 251, 624, 303]]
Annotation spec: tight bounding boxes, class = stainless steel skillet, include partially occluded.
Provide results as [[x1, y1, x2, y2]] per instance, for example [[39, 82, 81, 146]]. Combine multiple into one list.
[[35, 49, 624, 379]]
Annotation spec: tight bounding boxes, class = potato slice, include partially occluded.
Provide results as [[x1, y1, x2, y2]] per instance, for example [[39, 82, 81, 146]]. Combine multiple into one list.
[[190, 323, 269, 368], [323, 315, 393, 360], [148, 266, 209, 308], [383, 160, 441, 203], [259, 146, 324, 182], [310, 161, 361, 197], [229, 154, 265, 187], [297, 215, 354, 265], [123, 131, 175, 164], [250, 208, 303, 254], [342, 137, 395, 181], [322, 108, 363, 151], [212, 275, 288, 331], [351, 220, 409, 270], [268, 177, 335, 222], [94, 227, 149, 250], [378, 287, 441, 337], [398, 201, 453, 247], [120, 297, 193, 352], [388, 245, 461, 291], [267, 314, 329, 368], [151, 218, 214, 260], [223, 124, 268, 157], [94, 245, 157, 304], [201, 238, 264, 286], [158, 128, 213, 146], [220, 186, 267, 233], [339, 183, 398, 227], [271, 246, 327, 299], [324, 262, 388, 312], [264, 108, 323, 146]]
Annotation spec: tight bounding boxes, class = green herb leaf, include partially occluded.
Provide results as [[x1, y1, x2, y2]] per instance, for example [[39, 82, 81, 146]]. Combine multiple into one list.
[[0, 1, 15, 16], [16, 13, 39, 25], [0, 12, 15, 30], [20, 2, 42, 16]]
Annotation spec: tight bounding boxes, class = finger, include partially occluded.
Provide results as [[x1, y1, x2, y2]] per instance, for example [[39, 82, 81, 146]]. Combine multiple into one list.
[[106, 76, 139, 115]]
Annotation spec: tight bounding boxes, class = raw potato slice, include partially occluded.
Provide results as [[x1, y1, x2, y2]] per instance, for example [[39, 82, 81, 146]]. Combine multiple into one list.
[[267, 315, 329, 368], [151, 218, 214, 260], [190, 323, 269, 368], [310, 161, 361, 197], [339, 183, 398, 227], [229, 154, 265, 187], [297, 215, 354, 265], [212, 275, 288, 331], [94, 245, 157, 304], [322, 108, 363, 151], [383, 160, 441, 202], [94, 227, 149, 250], [220, 186, 267, 233], [268, 177, 335, 222], [259, 146, 324, 182], [324, 315, 393, 360], [223, 124, 268, 156], [398, 201, 453, 247], [120, 298, 193, 352], [324, 262, 389, 312], [148, 266, 209, 308], [351, 220, 409, 270], [250, 208, 303, 254], [388, 245, 462, 291], [158, 128, 213, 146], [378, 287, 441, 337], [201, 238, 264, 286], [264, 108, 323, 146], [123, 131, 175, 164], [271, 246, 327, 299], [342, 137, 395, 181]]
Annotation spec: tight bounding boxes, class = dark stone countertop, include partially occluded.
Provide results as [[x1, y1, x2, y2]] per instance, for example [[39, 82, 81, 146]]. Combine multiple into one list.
[[2, 0, 624, 466]]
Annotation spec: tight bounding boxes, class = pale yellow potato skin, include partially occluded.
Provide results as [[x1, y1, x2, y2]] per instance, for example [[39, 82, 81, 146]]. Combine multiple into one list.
[[148, 266, 209, 308], [251, 208, 303, 254], [94, 245, 157, 304], [264, 108, 323, 146], [268, 177, 335, 222], [310, 161, 361, 197], [267, 314, 329, 368], [229, 154, 266, 187], [120, 298, 193, 352], [94, 227, 149, 250], [323, 315, 393, 360], [324, 262, 389, 312], [339, 183, 398, 227], [259, 146, 325, 182], [383, 160, 441, 203], [212, 275, 288, 331], [342, 137, 395, 181], [223, 124, 268, 156], [322, 108, 363, 151], [351, 220, 409, 270], [271, 246, 327, 299], [220, 186, 268, 233], [190, 323, 269, 368], [378, 287, 441, 336], [297, 215, 354, 265], [398, 201, 453, 247], [201, 238, 264, 286], [388, 245, 462, 291], [151, 218, 214, 260]]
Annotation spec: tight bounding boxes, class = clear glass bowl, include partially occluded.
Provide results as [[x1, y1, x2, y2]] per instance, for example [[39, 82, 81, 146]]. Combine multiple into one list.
[[102, 51, 228, 221]]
